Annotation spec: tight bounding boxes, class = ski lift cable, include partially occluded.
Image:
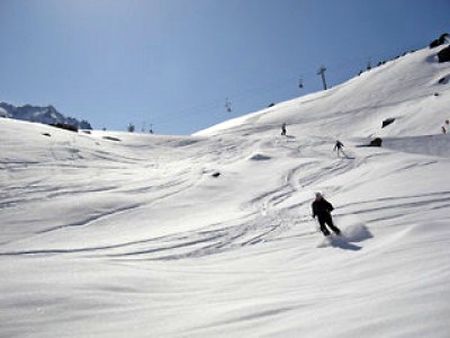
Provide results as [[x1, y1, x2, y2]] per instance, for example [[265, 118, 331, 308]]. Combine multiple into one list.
[[165, 54, 368, 117], [159, 45, 422, 125]]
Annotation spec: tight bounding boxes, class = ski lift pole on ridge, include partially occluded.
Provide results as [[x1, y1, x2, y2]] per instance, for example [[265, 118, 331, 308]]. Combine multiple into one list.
[[225, 98, 232, 113]]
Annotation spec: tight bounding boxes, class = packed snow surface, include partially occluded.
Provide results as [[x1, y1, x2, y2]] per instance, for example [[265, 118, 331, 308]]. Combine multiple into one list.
[[1, 46, 450, 337]]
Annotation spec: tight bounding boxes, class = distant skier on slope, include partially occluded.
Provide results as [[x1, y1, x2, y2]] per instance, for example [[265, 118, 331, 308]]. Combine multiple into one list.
[[442, 120, 449, 134], [334, 140, 344, 157], [281, 123, 287, 136], [312, 192, 341, 236]]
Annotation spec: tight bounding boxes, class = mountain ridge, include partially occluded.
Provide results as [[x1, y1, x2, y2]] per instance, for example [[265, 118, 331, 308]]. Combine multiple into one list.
[[0, 101, 92, 129]]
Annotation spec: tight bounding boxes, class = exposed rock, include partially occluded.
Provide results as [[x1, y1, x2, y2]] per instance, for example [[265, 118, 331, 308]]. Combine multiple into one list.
[[356, 137, 383, 148], [102, 136, 121, 142], [382, 118, 395, 128], [429, 33, 449, 48], [50, 123, 78, 132], [437, 46, 450, 63], [438, 76, 449, 84], [369, 137, 383, 147], [248, 153, 271, 161]]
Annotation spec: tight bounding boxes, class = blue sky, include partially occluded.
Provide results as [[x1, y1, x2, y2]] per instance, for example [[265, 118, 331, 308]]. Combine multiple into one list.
[[0, 0, 449, 134]]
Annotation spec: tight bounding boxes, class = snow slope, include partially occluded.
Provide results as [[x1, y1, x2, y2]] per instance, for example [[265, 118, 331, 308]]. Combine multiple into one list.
[[1, 45, 450, 338]]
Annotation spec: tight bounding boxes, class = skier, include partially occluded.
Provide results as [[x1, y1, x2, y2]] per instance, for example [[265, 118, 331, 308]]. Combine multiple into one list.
[[311, 192, 341, 236], [281, 123, 287, 136], [334, 140, 344, 157]]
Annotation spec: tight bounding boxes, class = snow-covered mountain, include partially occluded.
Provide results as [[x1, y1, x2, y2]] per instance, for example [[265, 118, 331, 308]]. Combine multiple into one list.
[[1, 44, 450, 338], [196, 47, 450, 139], [0, 102, 92, 129]]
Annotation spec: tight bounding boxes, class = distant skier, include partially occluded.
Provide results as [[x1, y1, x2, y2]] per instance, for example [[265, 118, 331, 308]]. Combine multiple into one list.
[[281, 123, 287, 136], [333, 140, 344, 157], [312, 192, 341, 236]]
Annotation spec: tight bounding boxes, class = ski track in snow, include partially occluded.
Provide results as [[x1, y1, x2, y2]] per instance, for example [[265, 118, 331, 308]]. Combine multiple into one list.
[[1, 46, 450, 337]]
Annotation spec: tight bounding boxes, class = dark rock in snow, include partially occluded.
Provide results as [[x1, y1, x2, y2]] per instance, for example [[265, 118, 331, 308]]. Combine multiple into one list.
[[429, 33, 449, 48], [51, 123, 78, 132], [102, 136, 121, 142], [429, 40, 440, 48], [382, 118, 395, 128], [357, 137, 383, 148], [42, 133, 51, 137], [211, 172, 221, 178], [369, 138, 383, 147], [249, 153, 271, 161], [438, 76, 449, 84], [437, 46, 450, 63]]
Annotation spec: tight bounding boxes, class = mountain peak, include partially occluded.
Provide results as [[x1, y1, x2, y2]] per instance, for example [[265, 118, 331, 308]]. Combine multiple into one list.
[[0, 102, 92, 129]]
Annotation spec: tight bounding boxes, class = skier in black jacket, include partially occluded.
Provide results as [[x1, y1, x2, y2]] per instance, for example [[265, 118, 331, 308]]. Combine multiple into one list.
[[312, 192, 341, 236], [281, 123, 287, 136], [334, 140, 344, 157]]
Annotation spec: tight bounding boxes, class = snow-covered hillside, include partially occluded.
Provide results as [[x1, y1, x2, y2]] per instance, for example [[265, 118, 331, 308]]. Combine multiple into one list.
[[197, 47, 450, 139], [1, 45, 450, 338]]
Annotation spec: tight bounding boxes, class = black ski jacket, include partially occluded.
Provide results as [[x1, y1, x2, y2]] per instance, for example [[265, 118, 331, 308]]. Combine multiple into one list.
[[334, 141, 344, 150], [312, 198, 334, 219]]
